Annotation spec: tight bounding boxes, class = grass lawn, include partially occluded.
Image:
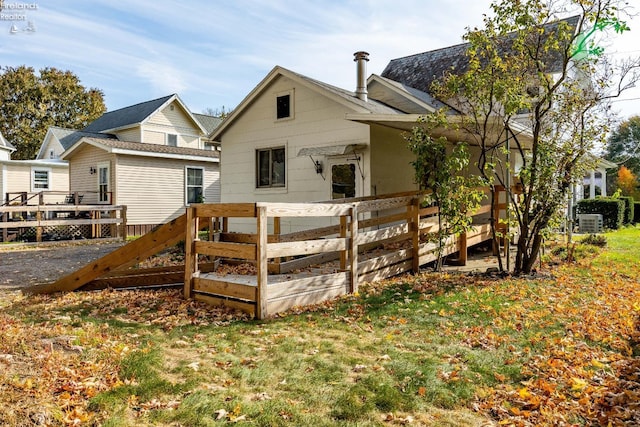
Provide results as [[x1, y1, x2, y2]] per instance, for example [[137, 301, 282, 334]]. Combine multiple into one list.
[[1, 226, 638, 426]]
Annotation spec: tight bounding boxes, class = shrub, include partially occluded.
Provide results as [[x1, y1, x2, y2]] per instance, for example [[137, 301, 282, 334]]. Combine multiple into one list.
[[619, 196, 635, 225], [576, 198, 625, 230], [580, 234, 607, 247]]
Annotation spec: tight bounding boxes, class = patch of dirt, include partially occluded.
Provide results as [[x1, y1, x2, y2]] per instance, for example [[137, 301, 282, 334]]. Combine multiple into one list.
[[0, 240, 127, 289]]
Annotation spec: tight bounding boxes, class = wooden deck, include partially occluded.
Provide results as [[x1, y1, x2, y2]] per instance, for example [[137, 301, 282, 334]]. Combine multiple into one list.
[[24, 190, 504, 320]]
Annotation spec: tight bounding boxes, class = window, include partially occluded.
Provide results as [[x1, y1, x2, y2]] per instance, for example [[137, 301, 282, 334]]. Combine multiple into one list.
[[167, 134, 178, 147], [186, 167, 204, 204], [32, 168, 50, 191], [256, 147, 285, 188], [276, 90, 294, 120], [49, 150, 55, 159], [276, 95, 290, 119]]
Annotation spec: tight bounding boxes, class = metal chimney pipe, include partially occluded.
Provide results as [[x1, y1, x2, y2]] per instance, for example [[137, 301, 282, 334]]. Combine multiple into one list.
[[353, 51, 369, 101]]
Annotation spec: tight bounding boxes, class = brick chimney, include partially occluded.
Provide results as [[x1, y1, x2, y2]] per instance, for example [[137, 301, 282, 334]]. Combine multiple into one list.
[[353, 51, 369, 102]]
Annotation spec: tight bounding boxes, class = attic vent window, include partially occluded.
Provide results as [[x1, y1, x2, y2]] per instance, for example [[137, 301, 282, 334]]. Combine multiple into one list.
[[167, 134, 178, 147], [276, 94, 290, 119]]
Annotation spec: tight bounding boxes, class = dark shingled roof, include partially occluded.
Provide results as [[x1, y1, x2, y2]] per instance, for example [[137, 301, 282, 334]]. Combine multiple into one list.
[[381, 15, 580, 95], [81, 137, 220, 160], [50, 127, 116, 150], [83, 94, 175, 133], [193, 113, 223, 134]]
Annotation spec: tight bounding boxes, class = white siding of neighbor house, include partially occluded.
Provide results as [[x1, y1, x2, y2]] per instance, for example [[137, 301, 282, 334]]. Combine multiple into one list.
[[68, 144, 115, 205], [0, 161, 68, 203], [115, 155, 220, 225], [221, 75, 371, 209], [143, 101, 202, 149], [115, 127, 142, 143], [38, 135, 64, 160]]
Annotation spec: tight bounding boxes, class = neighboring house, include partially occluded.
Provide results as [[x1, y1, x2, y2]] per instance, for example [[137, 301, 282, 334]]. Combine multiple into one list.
[[193, 113, 223, 151], [57, 94, 221, 234], [577, 157, 618, 200], [1, 131, 69, 205], [36, 127, 116, 161]]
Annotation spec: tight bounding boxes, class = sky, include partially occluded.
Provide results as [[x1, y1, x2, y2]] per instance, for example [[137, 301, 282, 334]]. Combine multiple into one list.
[[1, 0, 639, 120]]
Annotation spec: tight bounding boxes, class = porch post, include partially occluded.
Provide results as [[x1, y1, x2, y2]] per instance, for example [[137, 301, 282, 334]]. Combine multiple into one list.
[[589, 170, 596, 198]]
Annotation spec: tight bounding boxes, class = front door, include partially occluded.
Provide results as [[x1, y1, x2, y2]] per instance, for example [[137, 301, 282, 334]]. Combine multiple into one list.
[[98, 163, 110, 203], [329, 159, 361, 200]]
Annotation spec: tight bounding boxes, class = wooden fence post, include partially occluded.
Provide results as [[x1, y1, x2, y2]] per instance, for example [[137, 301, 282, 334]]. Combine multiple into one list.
[[183, 206, 197, 299], [273, 216, 281, 273], [36, 210, 42, 242], [349, 204, 359, 294], [256, 205, 268, 319], [121, 206, 128, 241], [458, 231, 468, 266], [411, 197, 420, 273], [340, 215, 347, 271]]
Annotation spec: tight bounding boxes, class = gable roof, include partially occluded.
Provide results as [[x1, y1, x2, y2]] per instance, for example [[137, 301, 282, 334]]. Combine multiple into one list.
[[0, 131, 16, 152], [82, 94, 207, 135], [366, 74, 454, 114], [52, 127, 117, 150], [193, 113, 223, 134], [83, 94, 174, 132], [61, 137, 219, 163], [381, 15, 580, 95], [210, 66, 402, 142]]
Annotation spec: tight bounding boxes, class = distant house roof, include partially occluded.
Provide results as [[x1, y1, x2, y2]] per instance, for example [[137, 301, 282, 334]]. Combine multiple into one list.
[[381, 15, 580, 95], [50, 126, 116, 150], [193, 113, 223, 135], [62, 137, 220, 163], [83, 94, 175, 133], [0, 131, 16, 152]]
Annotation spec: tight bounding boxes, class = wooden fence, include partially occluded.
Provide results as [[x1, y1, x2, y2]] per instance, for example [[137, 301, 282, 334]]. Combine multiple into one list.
[[183, 192, 495, 319]]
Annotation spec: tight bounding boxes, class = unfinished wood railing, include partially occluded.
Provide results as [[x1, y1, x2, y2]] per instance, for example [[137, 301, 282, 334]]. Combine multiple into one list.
[[183, 191, 496, 319]]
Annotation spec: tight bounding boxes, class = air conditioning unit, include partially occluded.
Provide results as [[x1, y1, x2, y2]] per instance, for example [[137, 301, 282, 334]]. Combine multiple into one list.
[[578, 214, 603, 233]]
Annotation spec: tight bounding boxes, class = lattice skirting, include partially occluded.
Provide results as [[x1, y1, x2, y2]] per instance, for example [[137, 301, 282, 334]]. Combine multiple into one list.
[[18, 224, 113, 241]]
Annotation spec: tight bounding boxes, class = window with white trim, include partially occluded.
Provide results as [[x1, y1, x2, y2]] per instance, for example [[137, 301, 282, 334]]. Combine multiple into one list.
[[185, 167, 204, 204], [256, 147, 285, 188], [32, 168, 50, 191], [167, 133, 178, 147]]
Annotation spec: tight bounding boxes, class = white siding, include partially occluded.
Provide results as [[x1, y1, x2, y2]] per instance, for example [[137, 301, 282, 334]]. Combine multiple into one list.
[[115, 155, 220, 225], [68, 145, 114, 205], [38, 136, 64, 160], [143, 101, 202, 149], [221, 75, 371, 208], [0, 161, 68, 203], [369, 124, 417, 196], [115, 127, 142, 142]]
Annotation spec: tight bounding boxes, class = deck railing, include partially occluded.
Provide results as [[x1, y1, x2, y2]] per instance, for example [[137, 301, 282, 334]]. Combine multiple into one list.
[[183, 190, 498, 319], [0, 203, 127, 242]]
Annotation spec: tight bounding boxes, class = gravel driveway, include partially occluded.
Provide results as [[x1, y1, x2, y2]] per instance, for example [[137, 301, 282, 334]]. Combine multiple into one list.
[[0, 240, 127, 290]]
